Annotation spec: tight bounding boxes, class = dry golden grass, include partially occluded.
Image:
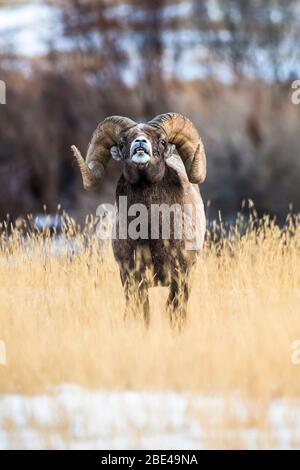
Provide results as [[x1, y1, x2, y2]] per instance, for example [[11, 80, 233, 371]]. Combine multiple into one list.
[[0, 211, 300, 404]]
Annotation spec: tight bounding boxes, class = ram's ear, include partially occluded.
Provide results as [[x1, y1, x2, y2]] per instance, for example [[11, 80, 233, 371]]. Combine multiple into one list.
[[164, 144, 175, 160], [110, 146, 122, 161]]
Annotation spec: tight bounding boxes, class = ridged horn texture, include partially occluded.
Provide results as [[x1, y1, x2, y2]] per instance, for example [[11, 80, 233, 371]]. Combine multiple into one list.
[[149, 113, 207, 184], [72, 116, 136, 190]]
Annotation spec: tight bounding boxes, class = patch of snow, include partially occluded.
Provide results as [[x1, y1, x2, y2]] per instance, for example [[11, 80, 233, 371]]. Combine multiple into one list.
[[0, 385, 300, 449]]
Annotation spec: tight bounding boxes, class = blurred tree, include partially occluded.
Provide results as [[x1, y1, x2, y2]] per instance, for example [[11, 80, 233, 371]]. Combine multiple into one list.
[[52, 0, 130, 115], [128, 0, 170, 117], [192, 0, 300, 82], [54, 0, 186, 118]]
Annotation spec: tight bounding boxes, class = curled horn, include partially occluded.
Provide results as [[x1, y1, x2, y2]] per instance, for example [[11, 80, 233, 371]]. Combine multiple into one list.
[[149, 113, 206, 184], [71, 116, 136, 190]]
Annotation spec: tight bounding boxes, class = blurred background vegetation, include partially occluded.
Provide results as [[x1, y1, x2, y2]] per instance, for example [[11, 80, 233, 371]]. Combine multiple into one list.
[[0, 0, 299, 223]]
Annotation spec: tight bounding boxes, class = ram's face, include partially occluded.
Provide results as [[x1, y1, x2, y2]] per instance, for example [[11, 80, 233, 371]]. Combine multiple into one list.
[[112, 124, 172, 184]]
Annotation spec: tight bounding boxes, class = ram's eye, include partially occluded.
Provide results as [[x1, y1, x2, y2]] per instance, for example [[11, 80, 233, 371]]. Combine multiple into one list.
[[160, 139, 167, 147], [119, 142, 125, 150]]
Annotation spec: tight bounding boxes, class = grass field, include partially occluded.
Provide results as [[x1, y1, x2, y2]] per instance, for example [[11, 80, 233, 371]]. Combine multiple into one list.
[[0, 211, 300, 448]]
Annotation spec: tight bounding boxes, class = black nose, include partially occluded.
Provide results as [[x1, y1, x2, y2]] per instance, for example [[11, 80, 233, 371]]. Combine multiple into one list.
[[136, 138, 147, 143]]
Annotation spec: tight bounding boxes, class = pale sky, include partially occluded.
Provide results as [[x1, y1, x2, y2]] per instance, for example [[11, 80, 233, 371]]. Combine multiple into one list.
[[0, 1, 58, 55]]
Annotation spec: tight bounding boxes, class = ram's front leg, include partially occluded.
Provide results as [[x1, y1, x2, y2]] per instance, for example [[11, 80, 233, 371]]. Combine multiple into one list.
[[166, 274, 190, 329], [135, 279, 150, 327], [120, 269, 150, 326]]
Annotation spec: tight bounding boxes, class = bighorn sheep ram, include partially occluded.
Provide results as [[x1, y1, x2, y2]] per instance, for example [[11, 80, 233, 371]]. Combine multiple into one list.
[[72, 113, 206, 325]]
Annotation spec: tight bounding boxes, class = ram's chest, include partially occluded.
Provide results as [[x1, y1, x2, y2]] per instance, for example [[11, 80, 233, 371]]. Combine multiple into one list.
[[116, 174, 185, 240], [116, 168, 185, 210], [112, 169, 190, 279], [128, 184, 183, 210]]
